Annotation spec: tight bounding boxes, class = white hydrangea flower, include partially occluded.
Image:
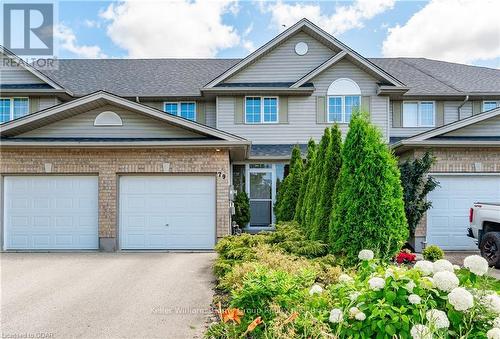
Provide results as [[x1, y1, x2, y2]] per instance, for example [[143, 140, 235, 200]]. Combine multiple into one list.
[[453, 264, 461, 270], [385, 268, 395, 279], [493, 316, 500, 328], [408, 294, 422, 305], [448, 287, 474, 311], [368, 277, 385, 291], [488, 328, 500, 339], [329, 308, 343, 323], [432, 259, 454, 273], [414, 260, 433, 276], [410, 324, 432, 339], [405, 280, 416, 292], [426, 309, 450, 329], [338, 274, 354, 284], [464, 255, 489, 276], [349, 307, 360, 317], [433, 271, 459, 292], [349, 292, 361, 301], [355, 312, 366, 321], [309, 284, 323, 295], [358, 249, 374, 261], [421, 277, 434, 289], [482, 294, 500, 314]]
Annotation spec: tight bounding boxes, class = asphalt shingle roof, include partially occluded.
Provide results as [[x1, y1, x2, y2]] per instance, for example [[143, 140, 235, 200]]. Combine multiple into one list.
[[37, 57, 500, 97], [250, 144, 308, 158]]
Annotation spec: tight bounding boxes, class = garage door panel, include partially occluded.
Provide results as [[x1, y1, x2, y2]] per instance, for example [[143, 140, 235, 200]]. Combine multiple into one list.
[[120, 176, 216, 250], [4, 176, 99, 250], [427, 175, 500, 250]]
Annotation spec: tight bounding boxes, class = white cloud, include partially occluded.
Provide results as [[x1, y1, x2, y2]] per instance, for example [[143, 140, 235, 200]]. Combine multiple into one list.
[[83, 19, 101, 28], [382, 0, 500, 64], [55, 24, 107, 58], [99, 0, 241, 58], [264, 0, 395, 35], [242, 40, 256, 53]]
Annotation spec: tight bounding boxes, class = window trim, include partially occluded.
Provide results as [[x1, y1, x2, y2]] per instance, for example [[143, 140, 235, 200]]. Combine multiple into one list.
[[482, 100, 500, 112], [163, 101, 197, 121], [326, 95, 361, 123], [402, 100, 436, 128], [0, 97, 29, 122], [244, 96, 279, 124]]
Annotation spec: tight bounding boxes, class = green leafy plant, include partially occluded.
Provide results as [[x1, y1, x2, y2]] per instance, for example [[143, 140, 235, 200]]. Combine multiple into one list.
[[399, 152, 440, 236], [233, 190, 250, 228], [329, 113, 408, 263], [422, 244, 445, 262], [295, 139, 316, 226], [310, 125, 342, 243], [275, 145, 304, 222]]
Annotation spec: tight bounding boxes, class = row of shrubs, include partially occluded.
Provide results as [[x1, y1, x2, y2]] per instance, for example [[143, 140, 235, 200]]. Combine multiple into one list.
[[207, 224, 500, 338], [273, 113, 408, 263]]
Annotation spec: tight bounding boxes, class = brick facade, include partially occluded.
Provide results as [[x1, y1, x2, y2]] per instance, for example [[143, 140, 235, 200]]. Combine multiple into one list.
[[404, 147, 500, 242], [0, 148, 231, 250]]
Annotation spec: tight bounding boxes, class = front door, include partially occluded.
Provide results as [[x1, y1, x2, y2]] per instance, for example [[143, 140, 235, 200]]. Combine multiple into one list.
[[248, 166, 274, 228]]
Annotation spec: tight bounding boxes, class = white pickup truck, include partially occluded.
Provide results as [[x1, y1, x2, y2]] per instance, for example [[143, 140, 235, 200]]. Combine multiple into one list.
[[469, 202, 500, 267]]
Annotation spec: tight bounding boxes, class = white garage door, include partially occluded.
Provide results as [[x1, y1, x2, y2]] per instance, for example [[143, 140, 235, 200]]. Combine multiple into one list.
[[119, 176, 216, 250], [427, 175, 500, 250], [3, 176, 99, 250]]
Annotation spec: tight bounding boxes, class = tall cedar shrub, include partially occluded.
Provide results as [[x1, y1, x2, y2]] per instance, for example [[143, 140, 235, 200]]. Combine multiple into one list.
[[399, 152, 439, 236], [310, 125, 342, 242], [294, 139, 316, 225], [233, 190, 250, 228], [303, 128, 331, 235], [275, 146, 303, 222], [329, 113, 408, 262]]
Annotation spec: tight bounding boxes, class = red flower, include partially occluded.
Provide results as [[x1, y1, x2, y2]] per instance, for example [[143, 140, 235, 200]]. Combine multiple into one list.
[[396, 251, 416, 264]]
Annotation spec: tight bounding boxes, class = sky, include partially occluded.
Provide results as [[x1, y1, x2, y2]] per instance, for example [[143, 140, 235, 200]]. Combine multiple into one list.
[[35, 0, 500, 68]]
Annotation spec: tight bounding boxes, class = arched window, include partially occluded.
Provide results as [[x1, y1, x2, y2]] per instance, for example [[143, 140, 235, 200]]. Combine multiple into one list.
[[327, 78, 361, 123], [94, 111, 123, 126]]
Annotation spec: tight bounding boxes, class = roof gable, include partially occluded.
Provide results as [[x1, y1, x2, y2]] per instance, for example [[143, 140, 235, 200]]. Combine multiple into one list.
[[0, 91, 247, 143], [205, 18, 406, 89]]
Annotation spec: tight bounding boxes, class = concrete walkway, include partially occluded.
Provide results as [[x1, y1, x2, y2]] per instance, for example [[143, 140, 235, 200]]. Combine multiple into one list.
[[1, 252, 216, 339]]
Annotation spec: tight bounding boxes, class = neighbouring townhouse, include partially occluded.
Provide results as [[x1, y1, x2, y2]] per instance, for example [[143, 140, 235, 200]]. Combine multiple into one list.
[[1, 19, 499, 252]]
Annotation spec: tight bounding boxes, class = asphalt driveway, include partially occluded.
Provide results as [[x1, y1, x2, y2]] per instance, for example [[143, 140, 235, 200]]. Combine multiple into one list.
[[1, 252, 216, 339]]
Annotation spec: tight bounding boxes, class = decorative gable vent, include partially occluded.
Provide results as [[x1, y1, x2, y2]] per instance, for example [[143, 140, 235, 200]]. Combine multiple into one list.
[[94, 111, 123, 126]]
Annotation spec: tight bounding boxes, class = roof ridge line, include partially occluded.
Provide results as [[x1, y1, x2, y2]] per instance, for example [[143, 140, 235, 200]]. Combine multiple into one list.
[[398, 59, 463, 94]]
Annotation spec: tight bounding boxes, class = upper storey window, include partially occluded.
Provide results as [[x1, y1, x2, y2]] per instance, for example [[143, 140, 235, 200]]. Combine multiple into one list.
[[403, 101, 435, 127], [164, 102, 196, 121], [245, 96, 278, 124], [483, 101, 500, 112], [327, 78, 361, 123], [0, 97, 29, 123]]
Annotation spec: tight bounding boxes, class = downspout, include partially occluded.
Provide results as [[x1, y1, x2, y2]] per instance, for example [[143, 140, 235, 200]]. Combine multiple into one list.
[[135, 96, 140, 103], [457, 95, 469, 120]]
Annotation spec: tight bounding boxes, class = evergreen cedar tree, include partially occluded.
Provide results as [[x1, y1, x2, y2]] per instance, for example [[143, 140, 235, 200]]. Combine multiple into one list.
[[399, 152, 439, 236], [294, 139, 316, 225], [233, 190, 250, 228], [274, 145, 303, 222], [310, 125, 342, 243], [329, 113, 408, 262], [303, 128, 331, 236]]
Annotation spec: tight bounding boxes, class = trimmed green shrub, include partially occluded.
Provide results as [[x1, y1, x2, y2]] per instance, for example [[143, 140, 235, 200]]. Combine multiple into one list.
[[294, 139, 316, 225], [399, 151, 439, 236], [303, 128, 331, 234], [329, 113, 408, 262], [275, 145, 303, 222], [310, 125, 342, 243], [233, 190, 250, 228], [422, 244, 444, 262]]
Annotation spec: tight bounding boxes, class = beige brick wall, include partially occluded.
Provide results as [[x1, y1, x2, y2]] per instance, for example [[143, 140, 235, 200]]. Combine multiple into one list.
[[408, 147, 500, 238], [0, 148, 231, 248]]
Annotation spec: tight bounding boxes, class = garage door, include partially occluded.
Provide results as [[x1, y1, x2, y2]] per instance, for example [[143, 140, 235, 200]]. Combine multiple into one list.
[[427, 175, 500, 250], [3, 176, 99, 250], [119, 176, 216, 250]]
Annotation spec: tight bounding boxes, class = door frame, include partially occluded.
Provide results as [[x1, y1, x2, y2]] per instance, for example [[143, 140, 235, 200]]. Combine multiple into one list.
[[117, 173, 217, 251], [246, 165, 276, 228]]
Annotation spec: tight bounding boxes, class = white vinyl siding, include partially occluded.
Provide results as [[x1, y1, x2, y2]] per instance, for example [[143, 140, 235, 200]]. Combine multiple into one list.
[[0, 55, 45, 84], [205, 101, 216, 128], [443, 115, 500, 137], [403, 101, 435, 127]]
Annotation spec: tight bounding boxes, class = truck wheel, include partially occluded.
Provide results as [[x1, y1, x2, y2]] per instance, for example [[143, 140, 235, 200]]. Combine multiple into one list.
[[480, 232, 500, 268]]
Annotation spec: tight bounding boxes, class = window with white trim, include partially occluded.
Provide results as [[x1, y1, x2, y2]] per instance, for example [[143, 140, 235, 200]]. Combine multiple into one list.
[[483, 101, 500, 112], [164, 102, 196, 121], [402, 101, 435, 127], [327, 78, 361, 123], [0, 97, 29, 123], [245, 96, 278, 124]]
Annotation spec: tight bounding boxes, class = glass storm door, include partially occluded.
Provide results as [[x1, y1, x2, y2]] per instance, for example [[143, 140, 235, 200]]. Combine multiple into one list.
[[248, 167, 274, 227]]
